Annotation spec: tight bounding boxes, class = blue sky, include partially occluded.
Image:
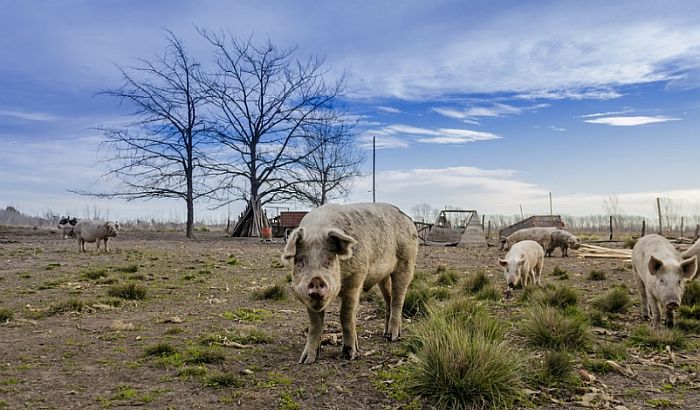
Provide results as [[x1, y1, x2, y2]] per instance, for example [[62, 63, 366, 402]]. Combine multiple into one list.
[[2, 0, 700, 222]]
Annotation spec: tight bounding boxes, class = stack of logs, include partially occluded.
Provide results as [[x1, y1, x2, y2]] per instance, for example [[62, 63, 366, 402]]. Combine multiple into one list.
[[575, 244, 632, 261]]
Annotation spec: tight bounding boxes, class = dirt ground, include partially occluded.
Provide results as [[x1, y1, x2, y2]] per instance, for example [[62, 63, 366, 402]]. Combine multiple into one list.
[[1, 226, 699, 409]]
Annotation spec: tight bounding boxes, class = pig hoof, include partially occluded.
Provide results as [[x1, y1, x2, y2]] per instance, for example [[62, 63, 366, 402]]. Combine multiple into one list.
[[298, 346, 320, 364], [340, 345, 358, 360]]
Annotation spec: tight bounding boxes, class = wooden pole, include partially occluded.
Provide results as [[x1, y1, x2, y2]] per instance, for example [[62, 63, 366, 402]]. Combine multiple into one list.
[[609, 215, 613, 240], [372, 136, 376, 203], [486, 220, 491, 239], [657, 197, 663, 235], [519, 205, 524, 220], [481, 214, 485, 228], [641, 219, 646, 237], [680, 217, 684, 238], [695, 224, 699, 239], [549, 192, 553, 215]]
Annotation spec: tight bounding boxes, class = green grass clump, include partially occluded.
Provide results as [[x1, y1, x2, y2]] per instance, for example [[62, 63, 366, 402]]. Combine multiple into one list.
[[675, 318, 700, 333], [678, 305, 700, 320], [48, 298, 87, 315], [0, 308, 13, 322], [596, 341, 628, 361], [463, 271, 490, 294], [204, 372, 244, 388], [436, 269, 459, 287], [476, 285, 502, 301], [252, 284, 287, 301], [583, 358, 614, 375], [430, 287, 452, 301], [226, 256, 240, 266], [591, 287, 631, 314], [222, 308, 271, 322], [520, 306, 590, 351], [144, 343, 178, 357], [107, 282, 147, 300], [115, 264, 139, 273], [184, 347, 226, 365], [551, 265, 568, 277], [402, 286, 433, 318], [408, 316, 523, 410], [587, 270, 607, 281], [177, 366, 207, 379], [629, 325, 686, 350], [81, 268, 108, 280], [412, 270, 428, 283], [440, 297, 505, 341], [200, 328, 272, 346], [623, 238, 637, 249], [683, 281, 700, 306], [534, 350, 576, 387], [533, 285, 579, 310]]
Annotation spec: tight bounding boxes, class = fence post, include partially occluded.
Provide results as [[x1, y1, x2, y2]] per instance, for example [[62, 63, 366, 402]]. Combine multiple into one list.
[[609, 215, 613, 240], [486, 220, 491, 240], [680, 217, 684, 238], [641, 220, 646, 237], [657, 197, 663, 235], [695, 224, 699, 239]]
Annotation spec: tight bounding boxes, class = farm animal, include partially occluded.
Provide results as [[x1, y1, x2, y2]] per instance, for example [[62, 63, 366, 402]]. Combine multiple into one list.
[[282, 202, 418, 364], [498, 240, 544, 298], [631, 234, 698, 328], [682, 238, 700, 261], [57, 216, 79, 239], [502, 227, 558, 253], [546, 229, 581, 257], [73, 219, 119, 253]]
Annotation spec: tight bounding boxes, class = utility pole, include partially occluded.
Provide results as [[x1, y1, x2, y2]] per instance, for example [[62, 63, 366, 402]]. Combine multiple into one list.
[[372, 136, 376, 203], [549, 192, 553, 215]]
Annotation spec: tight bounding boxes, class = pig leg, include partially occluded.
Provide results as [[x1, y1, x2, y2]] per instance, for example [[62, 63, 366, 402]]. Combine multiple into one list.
[[665, 307, 675, 328], [535, 258, 544, 286], [378, 276, 392, 338], [633, 267, 650, 321], [386, 261, 414, 341], [299, 308, 324, 364], [104, 238, 109, 252], [340, 285, 362, 360], [561, 245, 568, 257], [648, 293, 662, 328]]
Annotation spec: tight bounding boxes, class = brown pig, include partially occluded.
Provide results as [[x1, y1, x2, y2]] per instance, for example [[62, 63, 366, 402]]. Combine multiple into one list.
[[282, 202, 418, 364], [632, 234, 698, 328]]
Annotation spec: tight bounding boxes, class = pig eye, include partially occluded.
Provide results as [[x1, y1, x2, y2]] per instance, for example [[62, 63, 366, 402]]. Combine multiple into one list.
[[295, 256, 307, 267]]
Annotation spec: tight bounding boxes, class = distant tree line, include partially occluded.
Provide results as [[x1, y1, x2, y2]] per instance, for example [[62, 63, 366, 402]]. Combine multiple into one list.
[[75, 29, 363, 238]]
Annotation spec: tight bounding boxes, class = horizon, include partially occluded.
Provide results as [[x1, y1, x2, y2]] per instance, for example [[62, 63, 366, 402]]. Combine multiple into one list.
[[2, 1, 700, 223]]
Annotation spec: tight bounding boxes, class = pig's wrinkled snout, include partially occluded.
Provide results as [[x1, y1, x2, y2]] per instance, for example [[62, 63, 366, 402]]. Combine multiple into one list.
[[666, 302, 679, 310], [307, 277, 328, 300], [507, 282, 516, 289]]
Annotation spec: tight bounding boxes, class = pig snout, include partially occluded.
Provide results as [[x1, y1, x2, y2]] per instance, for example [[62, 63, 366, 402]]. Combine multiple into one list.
[[307, 277, 329, 300], [666, 302, 680, 310], [507, 282, 516, 289]]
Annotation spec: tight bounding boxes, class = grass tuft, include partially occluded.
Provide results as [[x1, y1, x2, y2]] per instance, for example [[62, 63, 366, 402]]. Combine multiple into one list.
[[252, 284, 287, 301], [463, 270, 490, 294], [184, 347, 226, 365], [591, 287, 630, 313], [0, 308, 13, 322], [587, 270, 607, 281], [629, 325, 686, 350], [107, 282, 147, 300], [475, 285, 502, 301], [115, 264, 139, 273], [551, 265, 568, 277], [683, 280, 700, 306], [435, 269, 459, 287], [533, 285, 579, 310], [534, 350, 576, 387], [596, 341, 628, 361], [204, 372, 244, 388], [48, 298, 87, 315], [402, 286, 433, 318], [81, 268, 108, 280], [520, 306, 590, 351], [144, 343, 178, 357]]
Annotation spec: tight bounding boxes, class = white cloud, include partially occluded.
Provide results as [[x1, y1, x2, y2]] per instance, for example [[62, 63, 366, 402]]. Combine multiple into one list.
[[416, 129, 501, 144], [584, 115, 680, 126], [358, 134, 409, 150], [577, 110, 633, 118], [376, 106, 401, 114], [360, 124, 501, 146], [0, 109, 59, 122]]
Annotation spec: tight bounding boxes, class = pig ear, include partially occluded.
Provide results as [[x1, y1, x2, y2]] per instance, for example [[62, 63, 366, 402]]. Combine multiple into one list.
[[281, 228, 304, 263], [328, 229, 357, 260], [498, 258, 508, 267], [681, 255, 698, 280], [648, 255, 664, 276]]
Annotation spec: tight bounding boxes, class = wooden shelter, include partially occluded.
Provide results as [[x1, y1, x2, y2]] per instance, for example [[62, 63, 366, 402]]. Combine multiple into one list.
[[498, 215, 565, 239], [419, 209, 487, 248]]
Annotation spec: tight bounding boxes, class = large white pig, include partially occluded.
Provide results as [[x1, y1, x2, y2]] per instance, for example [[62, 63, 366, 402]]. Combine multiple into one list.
[[498, 240, 544, 292], [282, 202, 418, 364]]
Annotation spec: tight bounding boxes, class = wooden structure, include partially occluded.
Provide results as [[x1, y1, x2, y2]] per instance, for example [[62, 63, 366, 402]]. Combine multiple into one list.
[[420, 209, 487, 248], [498, 215, 565, 240], [270, 211, 308, 238]]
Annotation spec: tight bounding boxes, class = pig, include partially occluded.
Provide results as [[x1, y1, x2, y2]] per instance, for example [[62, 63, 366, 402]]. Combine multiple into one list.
[[631, 234, 698, 328], [498, 240, 544, 295], [282, 202, 418, 364], [682, 238, 700, 261], [503, 227, 558, 254], [546, 229, 581, 257], [74, 219, 119, 253]]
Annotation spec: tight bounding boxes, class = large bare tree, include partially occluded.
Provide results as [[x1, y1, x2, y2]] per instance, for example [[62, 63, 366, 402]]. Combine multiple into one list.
[[201, 31, 342, 236], [76, 32, 214, 238], [287, 118, 364, 207]]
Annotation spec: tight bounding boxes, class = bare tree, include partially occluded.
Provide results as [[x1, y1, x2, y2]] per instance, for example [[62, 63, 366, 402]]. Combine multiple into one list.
[[201, 32, 342, 236], [287, 118, 364, 207], [74, 32, 214, 238], [602, 194, 624, 230], [411, 203, 435, 223]]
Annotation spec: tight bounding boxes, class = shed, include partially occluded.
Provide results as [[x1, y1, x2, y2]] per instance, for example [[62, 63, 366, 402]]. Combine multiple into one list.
[[422, 209, 487, 248], [498, 215, 565, 239]]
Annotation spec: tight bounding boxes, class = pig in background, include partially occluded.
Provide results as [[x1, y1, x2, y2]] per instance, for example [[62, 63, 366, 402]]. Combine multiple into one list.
[[632, 234, 698, 328], [501, 227, 557, 253], [547, 230, 581, 257], [498, 240, 544, 298], [74, 219, 120, 253], [282, 202, 418, 364]]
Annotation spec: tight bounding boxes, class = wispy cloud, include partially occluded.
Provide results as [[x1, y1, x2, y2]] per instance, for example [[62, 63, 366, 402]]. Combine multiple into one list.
[[361, 124, 501, 146], [377, 106, 401, 114], [0, 109, 59, 122], [358, 134, 409, 150], [577, 110, 633, 118], [584, 115, 680, 126], [433, 103, 548, 122]]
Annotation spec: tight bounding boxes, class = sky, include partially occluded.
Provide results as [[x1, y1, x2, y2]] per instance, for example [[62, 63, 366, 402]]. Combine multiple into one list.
[[2, 0, 700, 223]]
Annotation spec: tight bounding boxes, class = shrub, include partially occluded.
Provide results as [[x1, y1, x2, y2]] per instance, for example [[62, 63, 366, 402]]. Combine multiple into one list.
[[252, 284, 287, 301], [520, 306, 590, 351], [629, 325, 686, 350], [408, 317, 522, 409], [108, 282, 147, 300], [533, 285, 579, 310], [463, 271, 489, 294], [591, 287, 631, 314], [587, 270, 607, 281], [436, 269, 459, 287]]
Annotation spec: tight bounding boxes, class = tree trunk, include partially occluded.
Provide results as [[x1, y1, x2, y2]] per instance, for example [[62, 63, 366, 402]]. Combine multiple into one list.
[[185, 168, 195, 239]]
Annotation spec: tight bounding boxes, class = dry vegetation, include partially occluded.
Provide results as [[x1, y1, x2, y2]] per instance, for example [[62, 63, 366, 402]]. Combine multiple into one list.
[[1, 225, 700, 409]]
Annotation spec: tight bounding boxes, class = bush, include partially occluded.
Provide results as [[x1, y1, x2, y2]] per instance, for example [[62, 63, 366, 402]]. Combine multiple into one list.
[[252, 284, 287, 301], [591, 287, 631, 314], [463, 271, 490, 294], [408, 317, 522, 409], [587, 270, 607, 281], [115, 264, 139, 273], [520, 306, 590, 351], [533, 285, 579, 310], [108, 282, 147, 300], [630, 325, 686, 350]]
